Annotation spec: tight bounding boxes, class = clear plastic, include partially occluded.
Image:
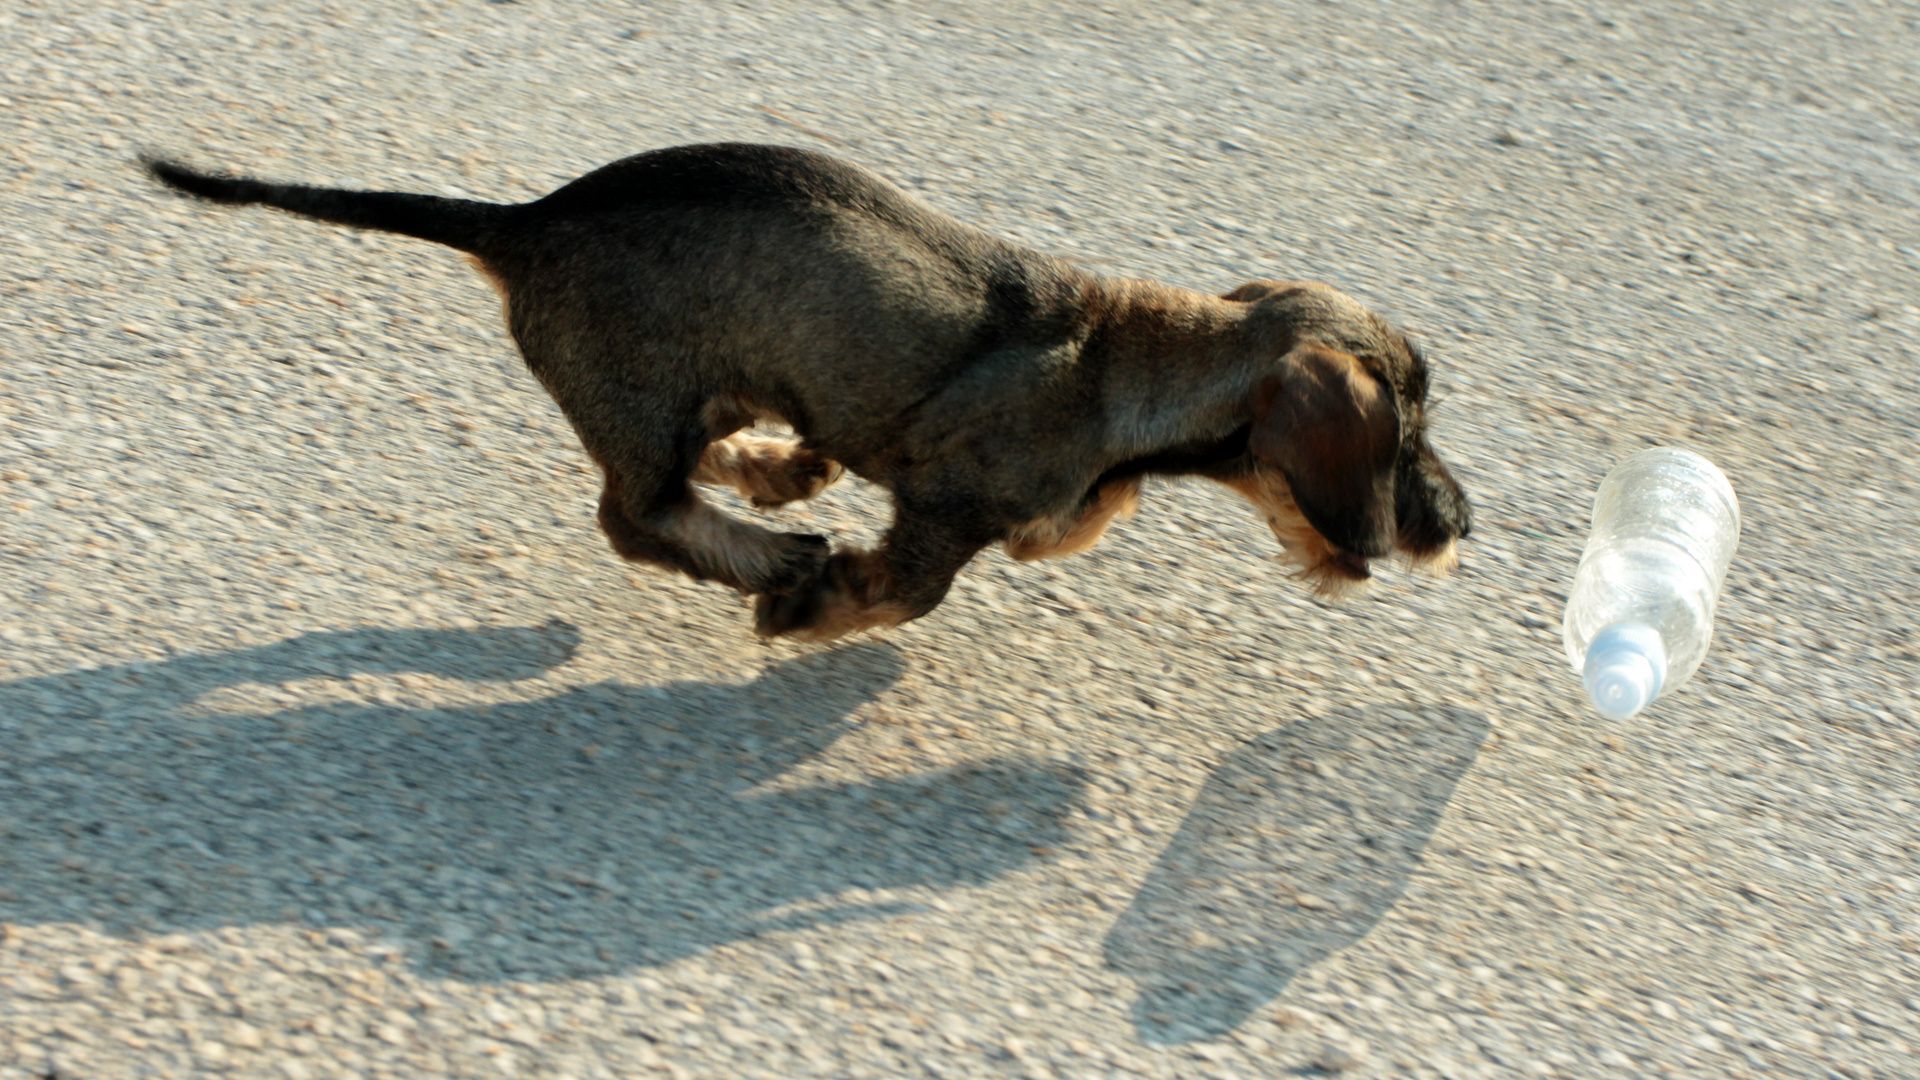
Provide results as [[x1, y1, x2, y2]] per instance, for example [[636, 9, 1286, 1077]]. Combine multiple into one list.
[[1561, 448, 1741, 720]]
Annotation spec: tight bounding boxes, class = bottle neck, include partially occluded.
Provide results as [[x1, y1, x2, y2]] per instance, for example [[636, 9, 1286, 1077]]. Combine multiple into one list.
[[1583, 623, 1667, 721]]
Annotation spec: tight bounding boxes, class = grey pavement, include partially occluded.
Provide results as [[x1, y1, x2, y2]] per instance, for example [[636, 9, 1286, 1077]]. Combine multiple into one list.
[[2, 1, 1918, 1077]]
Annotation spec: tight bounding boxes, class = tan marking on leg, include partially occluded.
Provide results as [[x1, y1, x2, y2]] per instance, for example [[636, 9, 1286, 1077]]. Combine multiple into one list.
[[1005, 479, 1141, 561], [754, 548, 915, 643], [784, 592, 916, 643], [1405, 538, 1459, 578], [1216, 468, 1371, 600], [693, 431, 844, 508]]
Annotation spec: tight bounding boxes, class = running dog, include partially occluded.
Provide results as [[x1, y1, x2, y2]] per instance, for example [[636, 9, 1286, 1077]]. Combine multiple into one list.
[[146, 143, 1471, 641]]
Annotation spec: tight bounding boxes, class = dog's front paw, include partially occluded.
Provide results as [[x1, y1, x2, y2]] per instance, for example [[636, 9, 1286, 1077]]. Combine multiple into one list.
[[754, 585, 824, 640], [759, 532, 831, 594], [753, 550, 904, 642]]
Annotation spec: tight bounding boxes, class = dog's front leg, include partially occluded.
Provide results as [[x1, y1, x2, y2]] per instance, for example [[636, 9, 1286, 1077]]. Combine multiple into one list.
[[1004, 477, 1141, 561], [754, 495, 993, 643]]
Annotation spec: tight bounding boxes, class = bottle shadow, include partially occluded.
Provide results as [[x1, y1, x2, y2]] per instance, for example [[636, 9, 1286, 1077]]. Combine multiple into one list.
[[0, 623, 1085, 982], [1102, 703, 1488, 1043]]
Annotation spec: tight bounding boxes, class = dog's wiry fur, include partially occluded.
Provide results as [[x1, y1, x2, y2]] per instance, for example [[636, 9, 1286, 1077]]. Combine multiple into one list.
[[145, 143, 1471, 641]]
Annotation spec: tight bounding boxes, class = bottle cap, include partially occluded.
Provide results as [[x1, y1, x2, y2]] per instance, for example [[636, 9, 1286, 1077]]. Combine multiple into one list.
[[1583, 623, 1668, 721]]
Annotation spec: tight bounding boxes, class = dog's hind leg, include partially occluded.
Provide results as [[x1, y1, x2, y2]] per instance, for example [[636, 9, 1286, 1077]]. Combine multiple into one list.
[[598, 467, 829, 594], [692, 430, 845, 508], [754, 491, 993, 642], [558, 380, 829, 595]]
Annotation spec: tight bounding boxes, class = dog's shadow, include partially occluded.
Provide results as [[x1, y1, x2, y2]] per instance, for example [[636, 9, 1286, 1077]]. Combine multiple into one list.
[[0, 623, 1085, 981], [1103, 704, 1488, 1044]]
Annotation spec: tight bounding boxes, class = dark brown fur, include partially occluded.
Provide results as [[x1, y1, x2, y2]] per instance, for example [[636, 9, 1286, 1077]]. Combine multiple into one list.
[[145, 143, 1471, 641]]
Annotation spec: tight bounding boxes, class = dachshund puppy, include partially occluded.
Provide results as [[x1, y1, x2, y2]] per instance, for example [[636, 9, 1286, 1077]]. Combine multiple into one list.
[[147, 143, 1470, 641]]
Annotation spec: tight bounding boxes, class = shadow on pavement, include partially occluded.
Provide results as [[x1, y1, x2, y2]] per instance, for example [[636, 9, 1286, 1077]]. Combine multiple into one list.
[[1103, 703, 1488, 1043], [0, 623, 1084, 981]]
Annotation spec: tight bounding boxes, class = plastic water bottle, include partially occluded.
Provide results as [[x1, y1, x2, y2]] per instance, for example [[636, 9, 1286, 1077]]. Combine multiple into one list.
[[1561, 448, 1741, 721]]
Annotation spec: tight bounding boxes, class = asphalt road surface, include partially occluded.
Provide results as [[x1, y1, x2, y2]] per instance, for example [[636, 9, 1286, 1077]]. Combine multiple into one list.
[[4, 1, 1919, 1077]]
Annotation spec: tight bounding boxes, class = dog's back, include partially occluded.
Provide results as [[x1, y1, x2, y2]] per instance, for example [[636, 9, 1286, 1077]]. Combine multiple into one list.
[[495, 147, 1091, 454], [150, 144, 1095, 464]]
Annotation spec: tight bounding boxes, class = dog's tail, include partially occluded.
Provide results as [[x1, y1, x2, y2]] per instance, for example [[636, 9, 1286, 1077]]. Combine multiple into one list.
[[144, 157, 511, 255]]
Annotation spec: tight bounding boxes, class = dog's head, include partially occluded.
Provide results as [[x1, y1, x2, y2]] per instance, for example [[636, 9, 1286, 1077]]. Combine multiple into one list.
[[1222, 280, 1471, 596]]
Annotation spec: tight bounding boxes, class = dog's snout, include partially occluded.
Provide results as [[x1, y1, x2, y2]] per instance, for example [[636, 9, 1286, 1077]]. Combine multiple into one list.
[[1395, 443, 1471, 557]]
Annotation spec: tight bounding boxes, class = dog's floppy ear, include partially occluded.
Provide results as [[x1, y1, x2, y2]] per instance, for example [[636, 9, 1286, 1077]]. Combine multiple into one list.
[[1248, 344, 1399, 558]]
